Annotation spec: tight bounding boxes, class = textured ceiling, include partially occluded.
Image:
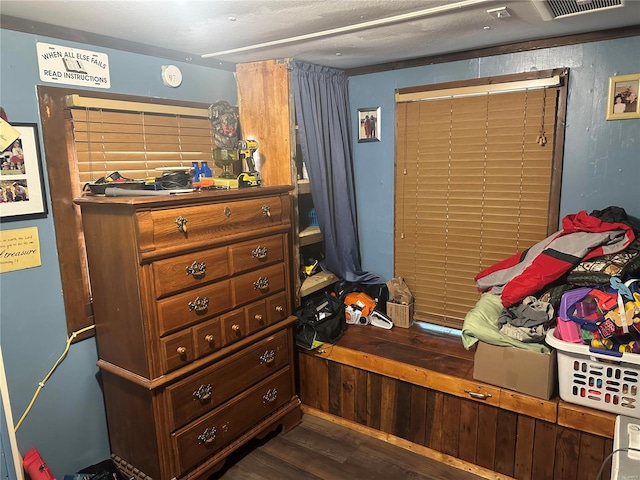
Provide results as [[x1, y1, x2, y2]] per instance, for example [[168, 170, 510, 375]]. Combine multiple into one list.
[[1, 0, 639, 70]]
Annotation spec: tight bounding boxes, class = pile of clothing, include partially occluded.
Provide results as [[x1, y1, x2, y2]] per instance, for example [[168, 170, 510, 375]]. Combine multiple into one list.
[[462, 206, 640, 354]]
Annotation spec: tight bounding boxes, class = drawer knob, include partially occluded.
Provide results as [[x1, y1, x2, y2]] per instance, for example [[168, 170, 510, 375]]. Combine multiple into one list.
[[204, 334, 215, 345], [186, 261, 207, 277], [262, 205, 271, 218], [275, 305, 284, 314], [254, 314, 264, 324], [253, 277, 269, 290], [262, 388, 278, 404], [197, 427, 217, 445], [224, 206, 231, 218], [232, 324, 241, 334], [175, 215, 188, 234], [176, 346, 187, 356], [193, 383, 213, 401], [259, 349, 275, 365], [188, 296, 209, 313], [252, 246, 268, 259]]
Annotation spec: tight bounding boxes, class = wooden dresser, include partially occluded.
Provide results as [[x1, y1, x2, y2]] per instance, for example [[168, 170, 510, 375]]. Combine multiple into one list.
[[75, 186, 301, 480]]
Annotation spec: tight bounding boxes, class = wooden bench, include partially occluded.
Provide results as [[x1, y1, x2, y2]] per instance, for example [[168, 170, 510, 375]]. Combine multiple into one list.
[[296, 322, 616, 480]]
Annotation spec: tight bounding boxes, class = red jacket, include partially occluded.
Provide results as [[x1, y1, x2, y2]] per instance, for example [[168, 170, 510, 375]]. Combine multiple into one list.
[[475, 211, 635, 307]]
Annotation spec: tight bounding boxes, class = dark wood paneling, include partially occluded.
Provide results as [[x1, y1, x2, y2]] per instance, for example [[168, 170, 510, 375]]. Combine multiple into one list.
[[494, 409, 517, 476], [393, 380, 412, 439], [367, 373, 382, 430], [441, 395, 461, 457], [553, 427, 579, 480], [409, 385, 427, 445], [475, 404, 497, 471], [297, 350, 616, 480], [328, 361, 342, 416]]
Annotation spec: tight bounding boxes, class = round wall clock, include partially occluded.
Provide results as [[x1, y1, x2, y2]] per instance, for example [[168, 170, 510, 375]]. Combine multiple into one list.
[[161, 65, 183, 88]]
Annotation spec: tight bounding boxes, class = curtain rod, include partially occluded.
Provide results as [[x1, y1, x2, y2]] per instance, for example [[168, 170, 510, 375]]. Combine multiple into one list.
[[396, 75, 562, 103], [64, 94, 210, 117]]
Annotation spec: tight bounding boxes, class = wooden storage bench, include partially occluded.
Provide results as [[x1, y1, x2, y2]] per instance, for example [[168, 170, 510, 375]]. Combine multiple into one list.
[[296, 322, 616, 480]]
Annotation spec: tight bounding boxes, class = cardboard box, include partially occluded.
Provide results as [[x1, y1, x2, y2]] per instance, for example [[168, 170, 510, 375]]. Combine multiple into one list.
[[386, 301, 414, 328], [473, 341, 557, 400]]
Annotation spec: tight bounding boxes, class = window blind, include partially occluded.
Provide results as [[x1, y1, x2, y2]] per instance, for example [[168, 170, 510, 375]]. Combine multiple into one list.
[[395, 84, 561, 329], [70, 108, 216, 184]]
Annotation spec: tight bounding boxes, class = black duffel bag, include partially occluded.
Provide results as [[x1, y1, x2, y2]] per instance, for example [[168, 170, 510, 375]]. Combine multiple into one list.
[[294, 293, 346, 350]]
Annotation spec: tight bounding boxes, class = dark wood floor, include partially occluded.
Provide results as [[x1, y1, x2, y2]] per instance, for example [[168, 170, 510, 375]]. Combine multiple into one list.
[[210, 413, 488, 480]]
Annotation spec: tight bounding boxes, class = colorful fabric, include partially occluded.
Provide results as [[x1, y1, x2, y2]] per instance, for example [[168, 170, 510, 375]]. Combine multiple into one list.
[[475, 211, 635, 307]]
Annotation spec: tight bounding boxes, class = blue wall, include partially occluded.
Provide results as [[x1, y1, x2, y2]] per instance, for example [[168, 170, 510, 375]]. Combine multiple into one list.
[[349, 37, 640, 280], [0, 28, 237, 477]]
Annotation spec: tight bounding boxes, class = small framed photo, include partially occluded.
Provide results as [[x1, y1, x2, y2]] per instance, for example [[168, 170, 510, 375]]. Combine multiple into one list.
[[0, 123, 48, 221], [606, 73, 640, 120], [357, 107, 381, 143]]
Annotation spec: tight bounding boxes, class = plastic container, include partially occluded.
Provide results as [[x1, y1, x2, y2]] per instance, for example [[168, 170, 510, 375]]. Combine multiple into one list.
[[308, 208, 318, 227], [546, 327, 640, 418]]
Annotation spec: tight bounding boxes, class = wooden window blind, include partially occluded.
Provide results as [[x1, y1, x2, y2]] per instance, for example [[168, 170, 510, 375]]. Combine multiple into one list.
[[395, 70, 566, 330], [69, 107, 216, 185]]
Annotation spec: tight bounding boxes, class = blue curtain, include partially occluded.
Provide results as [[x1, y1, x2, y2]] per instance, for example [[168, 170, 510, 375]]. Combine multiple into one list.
[[292, 61, 382, 284]]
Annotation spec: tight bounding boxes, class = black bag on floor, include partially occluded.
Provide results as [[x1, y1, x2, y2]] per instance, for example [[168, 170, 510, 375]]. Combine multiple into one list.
[[294, 293, 346, 349]]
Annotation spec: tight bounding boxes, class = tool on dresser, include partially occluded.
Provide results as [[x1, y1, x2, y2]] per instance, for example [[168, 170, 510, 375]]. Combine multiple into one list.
[[237, 139, 262, 188]]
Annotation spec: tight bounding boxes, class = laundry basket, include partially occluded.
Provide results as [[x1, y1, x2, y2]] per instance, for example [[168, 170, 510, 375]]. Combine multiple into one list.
[[546, 328, 640, 418]]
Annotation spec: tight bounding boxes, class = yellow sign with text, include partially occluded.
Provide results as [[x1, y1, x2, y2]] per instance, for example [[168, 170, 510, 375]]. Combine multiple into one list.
[[0, 227, 42, 273], [0, 118, 20, 152]]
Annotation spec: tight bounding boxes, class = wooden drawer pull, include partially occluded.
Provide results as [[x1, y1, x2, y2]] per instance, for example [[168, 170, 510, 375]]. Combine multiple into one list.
[[262, 388, 278, 404], [197, 427, 217, 445], [262, 205, 271, 218], [177, 346, 187, 356], [259, 349, 275, 365], [204, 334, 215, 345], [275, 305, 284, 314], [464, 390, 492, 400], [232, 324, 241, 334], [254, 314, 264, 324], [252, 246, 268, 259], [253, 277, 269, 290], [186, 261, 207, 277], [175, 215, 188, 234], [192, 383, 213, 401], [188, 296, 209, 313]]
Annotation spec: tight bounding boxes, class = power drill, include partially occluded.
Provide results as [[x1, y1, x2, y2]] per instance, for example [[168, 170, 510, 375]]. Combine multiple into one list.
[[237, 139, 262, 187]]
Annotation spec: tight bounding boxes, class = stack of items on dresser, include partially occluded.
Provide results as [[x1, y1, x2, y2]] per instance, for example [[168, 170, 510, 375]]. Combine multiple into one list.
[[462, 206, 640, 399]]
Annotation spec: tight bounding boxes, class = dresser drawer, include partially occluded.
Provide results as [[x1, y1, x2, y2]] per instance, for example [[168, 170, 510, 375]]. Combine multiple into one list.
[[157, 280, 232, 336], [167, 330, 290, 429], [231, 263, 286, 306], [138, 196, 285, 255], [152, 246, 229, 298], [160, 329, 195, 373], [228, 234, 285, 275], [193, 317, 222, 359], [172, 367, 292, 474], [266, 291, 289, 325]]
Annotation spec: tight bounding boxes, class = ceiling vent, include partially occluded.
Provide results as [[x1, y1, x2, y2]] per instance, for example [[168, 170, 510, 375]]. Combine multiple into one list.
[[533, 0, 624, 20]]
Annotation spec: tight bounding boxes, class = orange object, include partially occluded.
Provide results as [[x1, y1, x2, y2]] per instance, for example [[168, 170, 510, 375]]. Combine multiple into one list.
[[343, 291, 376, 317], [193, 178, 215, 188]]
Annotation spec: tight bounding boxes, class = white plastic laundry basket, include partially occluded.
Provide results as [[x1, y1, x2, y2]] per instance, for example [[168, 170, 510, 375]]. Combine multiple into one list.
[[546, 328, 640, 418]]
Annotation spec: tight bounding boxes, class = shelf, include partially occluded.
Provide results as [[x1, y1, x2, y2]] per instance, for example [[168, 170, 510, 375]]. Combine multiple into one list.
[[300, 271, 339, 298], [299, 226, 322, 246], [298, 179, 311, 195]]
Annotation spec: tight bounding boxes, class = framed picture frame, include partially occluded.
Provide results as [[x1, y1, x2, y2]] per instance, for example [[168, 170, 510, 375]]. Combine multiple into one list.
[[0, 123, 48, 221], [606, 73, 640, 120], [357, 107, 381, 143]]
